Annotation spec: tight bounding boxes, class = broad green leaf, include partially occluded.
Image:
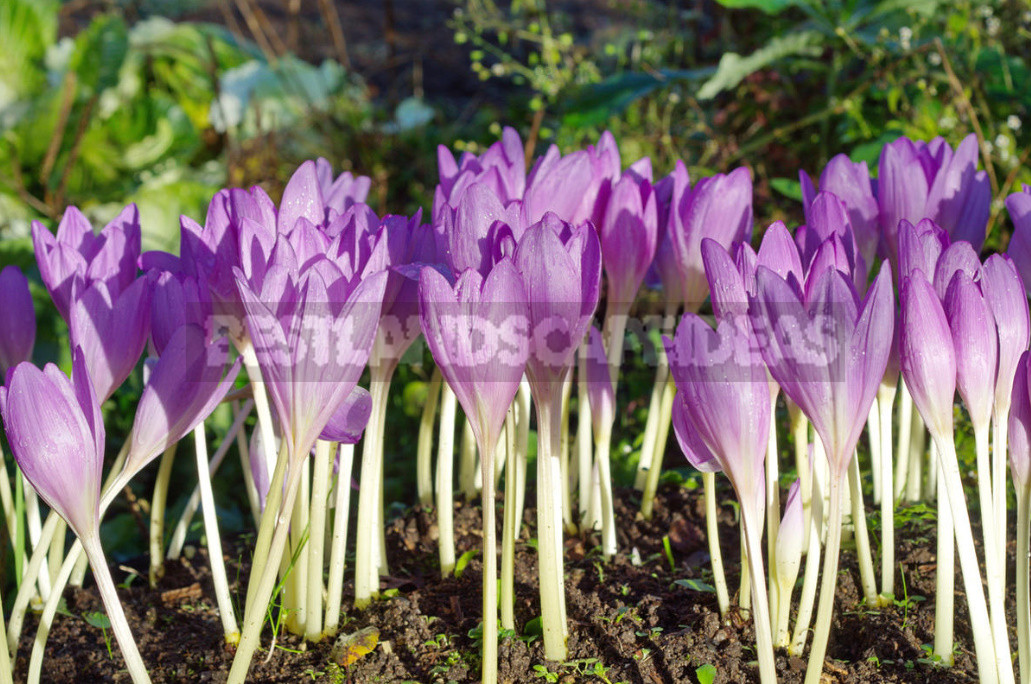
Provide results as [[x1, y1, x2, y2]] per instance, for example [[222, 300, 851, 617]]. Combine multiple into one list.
[[697, 31, 823, 100], [69, 15, 129, 95], [714, 0, 800, 14], [696, 663, 718, 684], [562, 68, 713, 128], [771, 177, 803, 201], [0, 0, 57, 110]]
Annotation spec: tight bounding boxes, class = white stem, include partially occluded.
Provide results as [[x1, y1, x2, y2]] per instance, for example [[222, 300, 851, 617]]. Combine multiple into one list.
[[7, 513, 59, 657], [932, 435, 1005, 683], [239, 340, 279, 486], [979, 422, 1009, 673], [804, 475, 844, 684], [479, 430, 500, 684], [594, 421, 617, 560], [231, 399, 261, 528], [878, 383, 896, 598], [166, 404, 253, 561], [417, 369, 443, 507], [895, 383, 913, 500], [193, 423, 239, 643], [284, 459, 309, 634], [847, 453, 880, 606], [790, 404, 812, 551], [766, 405, 780, 628], [905, 409, 925, 502], [324, 444, 355, 637], [149, 444, 178, 587], [1016, 481, 1030, 684], [703, 472, 730, 616], [788, 501, 822, 656], [228, 465, 305, 683], [514, 381, 530, 537], [501, 405, 518, 631], [641, 377, 676, 520], [305, 440, 333, 641], [436, 385, 458, 576], [869, 398, 882, 504], [80, 535, 152, 684], [742, 510, 778, 684], [576, 345, 593, 528], [22, 478, 50, 600], [536, 400, 568, 660], [634, 360, 668, 491], [459, 418, 477, 501], [934, 442, 955, 663], [739, 519, 750, 614], [559, 375, 574, 534], [993, 409, 1010, 601], [354, 376, 391, 606]]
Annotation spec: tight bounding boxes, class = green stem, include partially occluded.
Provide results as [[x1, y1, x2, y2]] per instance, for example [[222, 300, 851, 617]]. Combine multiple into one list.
[[536, 400, 568, 660], [324, 444, 355, 637], [417, 368, 443, 507], [704, 472, 730, 616], [149, 443, 178, 588]]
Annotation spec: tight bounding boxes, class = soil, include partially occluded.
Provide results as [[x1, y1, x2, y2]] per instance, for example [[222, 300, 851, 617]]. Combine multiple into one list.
[[18, 483, 989, 683]]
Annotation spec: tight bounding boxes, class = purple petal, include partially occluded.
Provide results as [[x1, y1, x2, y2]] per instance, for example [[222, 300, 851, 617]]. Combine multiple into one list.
[[944, 272, 997, 428], [0, 266, 36, 374], [900, 271, 956, 438]]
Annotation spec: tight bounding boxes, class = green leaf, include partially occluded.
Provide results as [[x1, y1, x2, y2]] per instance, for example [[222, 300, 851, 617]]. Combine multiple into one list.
[[770, 177, 803, 201], [714, 0, 800, 14], [562, 68, 713, 128], [0, 0, 57, 109], [674, 578, 717, 593], [70, 15, 129, 94], [454, 549, 478, 579], [697, 31, 823, 100], [84, 611, 112, 630], [696, 663, 717, 684]]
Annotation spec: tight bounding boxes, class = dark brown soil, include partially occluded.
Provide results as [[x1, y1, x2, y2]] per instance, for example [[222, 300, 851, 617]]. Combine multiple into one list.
[[16, 483, 990, 683]]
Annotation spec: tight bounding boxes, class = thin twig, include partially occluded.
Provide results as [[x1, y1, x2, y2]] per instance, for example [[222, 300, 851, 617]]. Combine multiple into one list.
[[247, 0, 288, 57], [40, 72, 77, 187], [232, 0, 278, 65], [525, 108, 545, 167], [53, 95, 97, 212], [934, 37, 999, 196], [318, 0, 352, 70]]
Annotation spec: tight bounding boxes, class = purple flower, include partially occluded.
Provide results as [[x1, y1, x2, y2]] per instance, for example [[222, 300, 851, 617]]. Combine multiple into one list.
[[418, 258, 529, 453], [1009, 351, 1031, 488], [943, 271, 997, 430], [598, 165, 658, 311], [749, 261, 894, 474], [524, 131, 620, 226], [801, 154, 879, 268], [897, 218, 950, 284], [236, 259, 388, 460], [316, 158, 371, 216], [0, 350, 103, 538], [1005, 185, 1031, 292], [32, 204, 141, 319], [0, 266, 36, 375], [666, 314, 770, 511], [149, 271, 213, 356], [660, 163, 753, 310], [878, 134, 990, 263], [435, 127, 525, 218], [436, 183, 524, 277], [981, 254, 1031, 417], [513, 213, 601, 405], [69, 276, 152, 402], [900, 270, 957, 439], [128, 325, 241, 474]]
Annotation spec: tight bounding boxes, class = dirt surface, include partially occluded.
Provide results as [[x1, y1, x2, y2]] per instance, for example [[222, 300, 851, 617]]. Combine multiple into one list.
[[17, 483, 990, 683]]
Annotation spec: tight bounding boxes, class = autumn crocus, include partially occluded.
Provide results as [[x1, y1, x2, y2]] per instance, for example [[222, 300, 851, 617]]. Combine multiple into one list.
[[665, 314, 776, 684], [227, 256, 387, 683], [419, 258, 529, 683], [0, 266, 34, 376], [900, 271, 1006, 682], [32, 204, 141, 320], [1008, 351, 1031, 684], [800, 154, 879, 269], [69, 276, 152, 402], [512, 214, 600, 657], [0, 351, 150, 683], [749, 261, 893, 684], [638, 164, 753, 518]]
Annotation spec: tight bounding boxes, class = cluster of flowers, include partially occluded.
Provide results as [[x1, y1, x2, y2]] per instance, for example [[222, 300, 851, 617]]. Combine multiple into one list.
[[0, 127, 1030, 684]]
